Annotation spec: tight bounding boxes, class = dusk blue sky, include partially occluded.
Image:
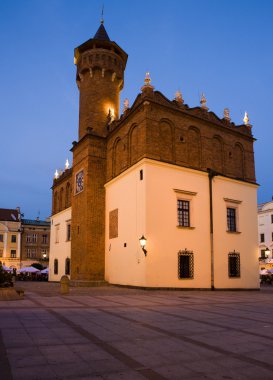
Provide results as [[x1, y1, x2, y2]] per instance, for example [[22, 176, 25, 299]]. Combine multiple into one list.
[[1, 0, 272, 219]]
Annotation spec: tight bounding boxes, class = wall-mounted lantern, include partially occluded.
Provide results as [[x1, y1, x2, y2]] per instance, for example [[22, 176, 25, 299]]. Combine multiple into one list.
[[139, 235, 147, 256]]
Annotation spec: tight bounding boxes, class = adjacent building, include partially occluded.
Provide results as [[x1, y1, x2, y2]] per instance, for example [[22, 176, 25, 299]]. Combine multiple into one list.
[[258, 199, 273, 269], [50, 22, 259, 289], [0, 208, 21, 270], [21, 218, 50, 268]]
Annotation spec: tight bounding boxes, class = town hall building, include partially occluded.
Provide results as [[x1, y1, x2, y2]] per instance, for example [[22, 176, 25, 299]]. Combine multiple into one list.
[[49, 21, 259, 289]]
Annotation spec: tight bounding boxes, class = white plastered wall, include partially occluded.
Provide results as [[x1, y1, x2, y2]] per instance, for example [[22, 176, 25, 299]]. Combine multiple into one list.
[[213, 177, 259, 289], [105, 158, 259, 289], [49, 207, 71, 282]]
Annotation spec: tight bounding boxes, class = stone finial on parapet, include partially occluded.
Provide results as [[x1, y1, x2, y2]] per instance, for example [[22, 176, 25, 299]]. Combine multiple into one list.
[[223, 108, 231, 121], [141, 72, 155, 93], [200, 93, 208, 111], [175, 90, 184, 104]]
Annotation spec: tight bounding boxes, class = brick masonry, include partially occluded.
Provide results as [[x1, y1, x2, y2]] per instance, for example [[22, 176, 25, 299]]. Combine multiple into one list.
[[51, 25, 256, 284]]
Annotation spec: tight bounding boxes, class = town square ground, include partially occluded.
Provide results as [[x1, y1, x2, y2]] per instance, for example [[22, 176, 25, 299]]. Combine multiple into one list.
[[1, 283, 273, 380]]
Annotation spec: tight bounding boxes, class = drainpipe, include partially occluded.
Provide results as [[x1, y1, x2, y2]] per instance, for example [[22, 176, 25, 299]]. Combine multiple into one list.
[[207, 169, 219, 291]]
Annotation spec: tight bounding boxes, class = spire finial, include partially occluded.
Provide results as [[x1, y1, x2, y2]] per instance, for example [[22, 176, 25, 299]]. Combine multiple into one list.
[[101, 4, 104, 24]]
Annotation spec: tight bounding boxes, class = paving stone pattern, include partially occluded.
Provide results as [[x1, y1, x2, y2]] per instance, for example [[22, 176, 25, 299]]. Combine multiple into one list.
[[1, 283, 273, 379]]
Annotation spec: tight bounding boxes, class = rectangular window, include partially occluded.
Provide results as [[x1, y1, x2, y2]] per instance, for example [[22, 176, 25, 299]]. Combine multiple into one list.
[[260, 233, 265, 243], [271, 214, 273, 224], [140, 170, 143, 180], [10, 250, 16, 258], [177, 200, 190, 227], [228, 253, 240, 277], [32, 234, 37, 243], [26, 234, 32, 243], [55, 225, 60, 243], [32, 248, 36, 258], [67, 224, 71, 241], [0, 234, 3, 242], [42, 234, 48, 244], [272, 232, 273, 241], [27, 248, 31, 258], [227, 207, 236, 232], [178, 250, 194, 279], [261, 249, 266, 258], [11, 235, 16, 243]]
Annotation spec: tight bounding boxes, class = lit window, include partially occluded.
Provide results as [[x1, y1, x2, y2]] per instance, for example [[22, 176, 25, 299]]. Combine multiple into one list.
[[177, 200, 190, 227], [178, 250, 194, 279], [228, 252, 240, 278], [227, 208, 236, 232], [10, 250, 16, 258]]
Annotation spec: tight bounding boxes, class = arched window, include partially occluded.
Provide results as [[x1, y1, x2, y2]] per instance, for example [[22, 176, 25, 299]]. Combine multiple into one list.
[[54, 191, 58, 214], [212, 136, 224, 173], [65, 182, 71, 208], [129, 124, 141, 164], [187, 127, 201, 167], [54, 259, 58, 275], [159, 120, 173, 162], [65, 258, 70, 275], [59, 188, 64, 211]]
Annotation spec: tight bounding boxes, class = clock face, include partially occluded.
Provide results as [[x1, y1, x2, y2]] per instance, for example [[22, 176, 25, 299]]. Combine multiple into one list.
[[75, 170, 84, 194]]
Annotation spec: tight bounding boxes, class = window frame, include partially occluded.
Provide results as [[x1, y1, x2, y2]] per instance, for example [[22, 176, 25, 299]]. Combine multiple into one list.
[[54, 259, 58, 275], [178, 249, 194, 279], [224, 198, 241, 234], [10, 249, 16, 258], [174, 189, 197, 229], [228, 252, 240, 278], [11, 235, 16, 243], [260, 233, 265, 243]]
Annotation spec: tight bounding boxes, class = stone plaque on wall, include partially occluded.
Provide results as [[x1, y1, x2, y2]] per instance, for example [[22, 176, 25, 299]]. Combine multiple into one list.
[[109, 209, 118, 239]]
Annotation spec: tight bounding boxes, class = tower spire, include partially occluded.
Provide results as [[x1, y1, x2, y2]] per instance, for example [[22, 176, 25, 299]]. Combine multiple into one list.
[[101, 4, 104, 24]]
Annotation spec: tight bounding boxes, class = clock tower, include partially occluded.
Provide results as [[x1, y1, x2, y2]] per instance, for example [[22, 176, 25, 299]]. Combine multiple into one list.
[[70, 22, 128, 284]]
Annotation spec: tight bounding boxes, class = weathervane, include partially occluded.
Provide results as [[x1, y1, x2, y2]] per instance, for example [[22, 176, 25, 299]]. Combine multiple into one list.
[[101, 4, 104, 24]]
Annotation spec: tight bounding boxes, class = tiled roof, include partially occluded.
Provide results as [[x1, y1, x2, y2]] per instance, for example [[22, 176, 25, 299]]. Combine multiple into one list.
[[93, 23, 110, 41], [0, 208, 20, 222]]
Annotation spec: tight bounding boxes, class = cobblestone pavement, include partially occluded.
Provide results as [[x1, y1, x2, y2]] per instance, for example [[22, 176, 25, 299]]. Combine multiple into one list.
[[1, 283, 273, 380]]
